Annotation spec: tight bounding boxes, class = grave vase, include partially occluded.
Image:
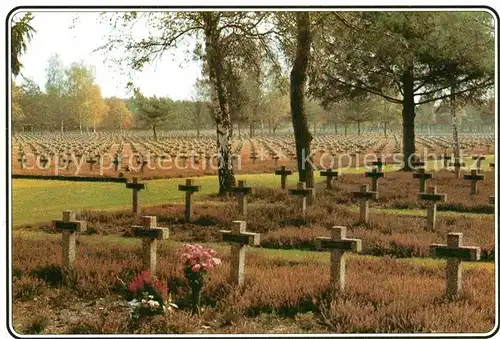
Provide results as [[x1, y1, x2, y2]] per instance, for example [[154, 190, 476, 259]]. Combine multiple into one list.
[[188, 273, 204, 316]]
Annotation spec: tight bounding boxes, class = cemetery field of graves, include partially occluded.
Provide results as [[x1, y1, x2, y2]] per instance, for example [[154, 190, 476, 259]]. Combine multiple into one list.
[[9, 8, 498, 335], [12, 132, 494, 179], [11, 131, 497, 335]]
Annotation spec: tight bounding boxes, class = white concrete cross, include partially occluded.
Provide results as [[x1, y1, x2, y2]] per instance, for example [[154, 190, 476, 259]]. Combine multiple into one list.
[[220, 220, 260, 287], [53, 210, 87, 270], [131, 216, 169, 276], [430, 233, 480, 298], [315, 226, 362, 291], [178, 179, 201, 222]]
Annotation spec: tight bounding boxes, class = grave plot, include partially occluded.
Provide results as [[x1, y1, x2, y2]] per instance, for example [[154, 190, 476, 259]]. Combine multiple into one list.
[[31, 185, 494, 261], [414, 133, 494, 157], [9, 131, 432, 179], [12, 221, 494, 334], [335, 170, 495, 214], [12, 158, 495, 335]]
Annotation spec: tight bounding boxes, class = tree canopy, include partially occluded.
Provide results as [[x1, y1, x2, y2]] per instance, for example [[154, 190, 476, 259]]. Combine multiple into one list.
[[308, 11, 494, 169], [11, 12, 36, 76]]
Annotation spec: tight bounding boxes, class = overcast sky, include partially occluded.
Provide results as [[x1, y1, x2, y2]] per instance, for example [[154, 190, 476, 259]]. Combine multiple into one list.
[[12, 11, 203, 100]]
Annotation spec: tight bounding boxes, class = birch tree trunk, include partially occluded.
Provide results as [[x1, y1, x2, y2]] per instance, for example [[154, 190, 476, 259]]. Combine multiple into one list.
[[203, 13, 236, 195]]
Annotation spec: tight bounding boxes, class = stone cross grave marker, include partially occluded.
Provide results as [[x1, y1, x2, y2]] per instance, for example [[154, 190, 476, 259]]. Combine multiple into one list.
[[274, 166, 293, 189], [353, 184, 378, 224], [40, 155, 49, 169], [228, 180, 254, 218], [430, 233, 480, 298], [18, 154, 26, 169], [410, 157, 426, 169], [113, 154, 121, 171], [463, 169, 485, 196], [419, 186, 447, 231], [289, 182, 315, 218], [220, 220, 260, 287], [364, 167, 384, 194], [179, 154, 188, 168], [368, 156, 384, 171], [131, 216, 169, 276], [126, 177, 146, 215], [442, 154, 452, 168], [413, 167, 433, 193], [315, 226, 362, 292], [140, 158, 148, 174], [452, 160, 464, 178], [472, 155, 486, 170], [52, 210, 87, 270], [178, 179, 201, 222], [320, 168, 340, 190], [86, 157, 97, 172]]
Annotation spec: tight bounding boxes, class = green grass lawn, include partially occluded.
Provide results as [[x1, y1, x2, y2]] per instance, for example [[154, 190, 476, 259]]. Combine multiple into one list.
[[11, 168, 384, 226], [11, 155, 494, 226], [425, 154, 495, 171]]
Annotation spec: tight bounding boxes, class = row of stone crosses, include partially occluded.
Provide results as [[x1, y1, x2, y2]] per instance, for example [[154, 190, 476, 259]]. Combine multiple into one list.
[[125, 157, 494, 232], [53, 212, 483, 300], [51, 158, 495, 300]]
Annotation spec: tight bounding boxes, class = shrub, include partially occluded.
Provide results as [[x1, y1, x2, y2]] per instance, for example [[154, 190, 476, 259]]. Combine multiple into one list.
[[13, 276, 46, 301], [24, 314, 49, 334]]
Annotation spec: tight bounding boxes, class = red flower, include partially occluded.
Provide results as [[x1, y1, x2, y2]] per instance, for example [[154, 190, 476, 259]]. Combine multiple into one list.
[[128, 270, 166, 299]]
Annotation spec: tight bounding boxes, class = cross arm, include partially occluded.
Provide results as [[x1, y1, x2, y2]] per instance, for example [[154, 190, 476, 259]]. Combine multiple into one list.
[[315, 237, 362, 252], [430, 244, 481, 261], [463, 174, 485, 181], [413, 173, 433, 179], [178, 185, 201, 192], [53, 220, 87, 232], [131, 226, 169, 240], [220, 230, 260, 246], [365, 172, 385, 178], [353, 191, 378, 200], [126, 182, 146, 190], [419, 193, 447, 202]]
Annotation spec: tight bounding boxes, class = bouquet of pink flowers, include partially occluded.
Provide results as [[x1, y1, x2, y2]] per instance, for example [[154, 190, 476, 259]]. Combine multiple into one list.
[[179, 244, 221, 315]]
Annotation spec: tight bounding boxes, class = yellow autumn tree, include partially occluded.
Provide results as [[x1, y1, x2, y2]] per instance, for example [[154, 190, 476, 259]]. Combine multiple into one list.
[[103, 97, 132, 131], [65, 62, 108, 132], [86, 84, 108, 132]]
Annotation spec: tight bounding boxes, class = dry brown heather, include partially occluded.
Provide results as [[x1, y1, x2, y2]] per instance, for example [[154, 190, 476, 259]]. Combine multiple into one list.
[[22, 179, 494, 260], [12, 234, 495, 334], [337, 170, 495, 214]]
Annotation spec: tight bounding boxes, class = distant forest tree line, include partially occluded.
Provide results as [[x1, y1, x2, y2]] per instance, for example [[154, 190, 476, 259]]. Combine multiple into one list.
[[12, 55, 493, 137]]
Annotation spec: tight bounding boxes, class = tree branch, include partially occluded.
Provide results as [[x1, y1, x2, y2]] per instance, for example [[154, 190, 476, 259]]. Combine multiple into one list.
[[417, 80, 494, 105], [326, 74, 403, 104]]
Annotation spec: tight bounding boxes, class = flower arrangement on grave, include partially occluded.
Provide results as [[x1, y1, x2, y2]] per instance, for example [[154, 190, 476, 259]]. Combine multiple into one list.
[[179, 244, 222, 315], [126, 270, 177, 319]]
